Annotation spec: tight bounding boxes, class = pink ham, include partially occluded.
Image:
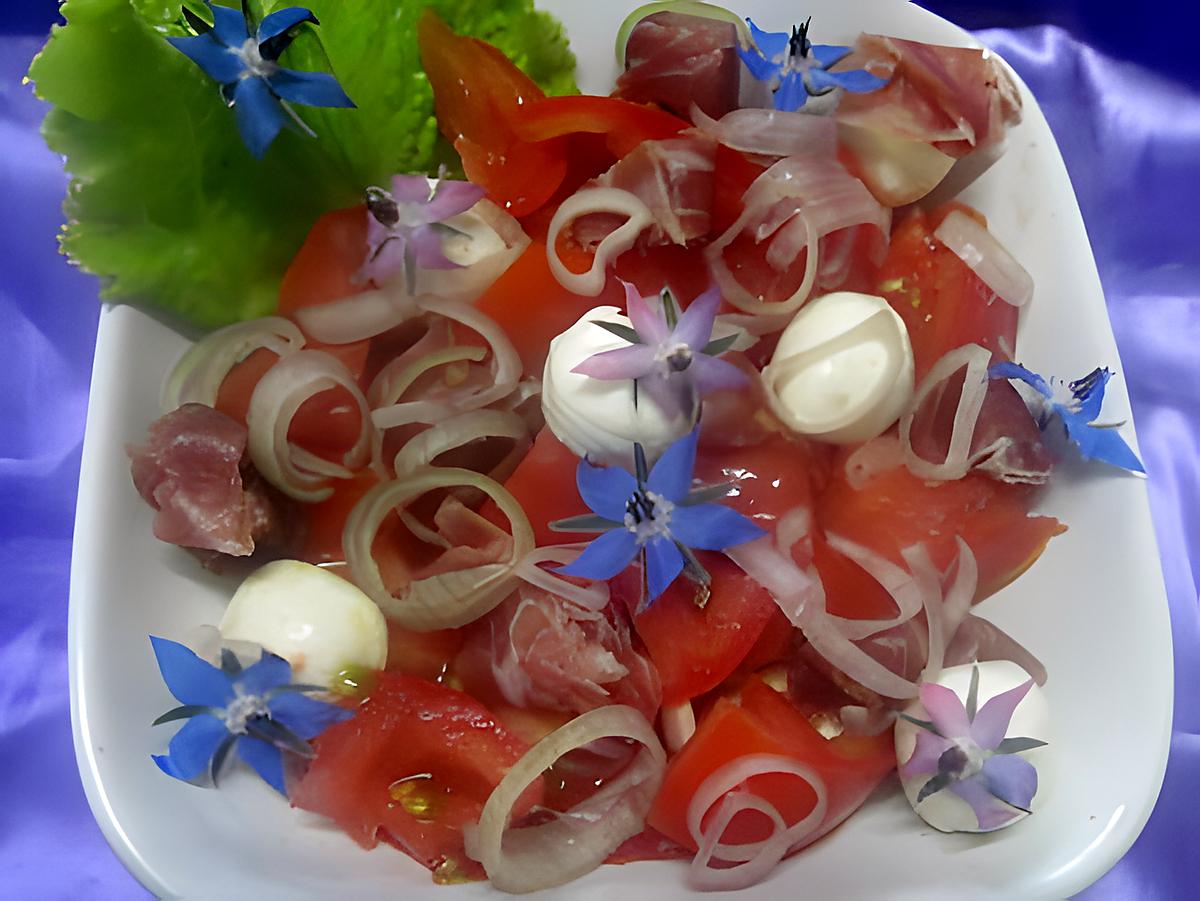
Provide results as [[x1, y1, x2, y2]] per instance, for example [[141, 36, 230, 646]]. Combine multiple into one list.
[[128, 403, 286, 556], [572, 134, 717, 250], [616, 11, 740, 121], [837, 35, 1022, 157], [464, 587, 662, 722]]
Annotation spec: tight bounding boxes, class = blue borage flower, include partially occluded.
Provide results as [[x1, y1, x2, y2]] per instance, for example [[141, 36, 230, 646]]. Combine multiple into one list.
[[989, 362, 1145, 473], [737, 17, 888, 112], [550, 429, 765, 609], [167, 2, 355, 158], [900, 666, 1047, 831], [149, 635, 353, 795]]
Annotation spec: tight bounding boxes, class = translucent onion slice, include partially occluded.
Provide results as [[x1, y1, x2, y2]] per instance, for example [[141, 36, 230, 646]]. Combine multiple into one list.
[[343, 467, 533, 631], [392, 409, 529, 476], [371, 297, 521, 429], [685, 754, 829, 890], [901, 543, 948, 683], [899, 342, 996, 481], [514, 546, 610, 613], [798, 604, 920, 699], [939, 537, 979, 641], [837, 122, 956, 207], [245, 349, 372, 502], [844, 434, 905, 489], [690, 105, 837, 159], [934, 210, 1033, 307], [465, 705, 666, 893], [546, 188, 655, 296], [708, 206, 819, 319], [724, 536, 822, 625], [823, 533, 929, 641], [661, 700, 697, 753], [294, 287, 417, 345], [160, 316, 304, 412]]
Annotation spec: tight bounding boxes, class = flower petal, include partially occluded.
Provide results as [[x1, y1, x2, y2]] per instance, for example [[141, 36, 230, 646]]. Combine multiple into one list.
[[236, 651, 293, 697], [671, 285, 721, 350], [736, 44, 782, 83], [208, 1, 250, 47], [808, 66, 888, 94], [639, 373, 693, 422], [232, 76, 288, 159], [623, 281, 670, 344], [256, 6, 318, 44], [361, 234, 407, 286], [408, 225, 459, 270], [390, 173, 433, 205], [153, 713, 230, 782], [268, 692, 354, 740], [644, 536, 685, 603], [237, 735, 288, 795], [969, 679, 1034, 749], [900, 729, 952, 780], [690, 354, 750, 396], [989, 362, 1053, 399], [774, 71, 809, 112], [557, 528, 640, 581], [1062, 419, 1145, 473], [810, 43, 853, 68], [575, 457, 637, 521], [671, 503, 765, 551], [166, 34, 244, 84], [981, 754, 1038, 811], [647, 428, 700, 502], [918, 681, 972, 740], [572, 344, 657, 381], [746, 18, 789, 62], [1069, 367, 1110, 420], [150, 636, 234, 707], [423, 180, 488, 222], [947, 774, 1024, 831], [268, 68, 355, 109]]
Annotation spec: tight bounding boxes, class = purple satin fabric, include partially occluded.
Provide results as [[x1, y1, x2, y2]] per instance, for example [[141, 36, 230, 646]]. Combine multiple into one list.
[[2, 14, 1197, 901]]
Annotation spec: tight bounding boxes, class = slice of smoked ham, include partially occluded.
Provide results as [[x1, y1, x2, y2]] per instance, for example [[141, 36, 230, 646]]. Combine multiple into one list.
[[571, 134, 717, 251], [615, 11, 741, 121], [128, 403, 286, 556], [836, 35, 1022, 157]]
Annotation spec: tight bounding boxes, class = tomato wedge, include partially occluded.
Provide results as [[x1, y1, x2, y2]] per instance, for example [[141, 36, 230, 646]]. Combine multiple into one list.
[[512, 95, 688, 158], [877, 204, 1017, 381], [291, 673, 541, 883], [648, 679, 895, 853]]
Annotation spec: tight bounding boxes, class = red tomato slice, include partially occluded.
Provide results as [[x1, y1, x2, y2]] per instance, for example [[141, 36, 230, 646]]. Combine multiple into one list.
[[647, 679, 895, 853], [291, 673, 541, 882], [482, 427, 585, 545], [876, 204, 1017, 381], [512, 95, 689, 158], [817, 453, 1066, 603]]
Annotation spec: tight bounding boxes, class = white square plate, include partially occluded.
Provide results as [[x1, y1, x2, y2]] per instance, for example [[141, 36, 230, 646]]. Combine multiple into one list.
[[69, 1, 1173, 898]]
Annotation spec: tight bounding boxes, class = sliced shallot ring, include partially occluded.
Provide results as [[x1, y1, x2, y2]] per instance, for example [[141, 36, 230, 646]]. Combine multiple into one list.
[[392, 409, 529, 476], [934, 210, 1033, 307], [844, 434, 905, 489], [940, 537, 979, 640], [901, 543, 948, 683], [798, 605, 920, 699], [369, 346, 487, 429], [465, 705, 666, 894], [690, 105, 837, 159], [161, 316, 304, 412], [823, 533, 928, 640], [343, 467, 534, 630], [686, 753, 828, 865], [707, 207, 820, 318], [294, 287, 417, 345], [899, 342, 993, 481], [689, 791, 792, 891], [724, 536, 822, 626], [661, 700, 697, 754], [546, 187, 655, 296], [245, 349, 371, 502], [514, 545, 610, 613]]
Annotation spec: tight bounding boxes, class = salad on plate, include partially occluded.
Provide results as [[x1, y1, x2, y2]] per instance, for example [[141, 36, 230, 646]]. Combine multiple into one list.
[[32, 0, 1147, 893]]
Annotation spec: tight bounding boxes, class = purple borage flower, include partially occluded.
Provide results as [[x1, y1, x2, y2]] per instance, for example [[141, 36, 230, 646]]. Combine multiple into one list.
[[550, 429, 765, 609], [148, 636, 352, 796], [572, 281, 749, 421], [737, 17, 887, 113], [989, 362, 1145, 473], [900, 666, 1047, 831], [357, 173, 486, 293], [167, 2, 354, 158]]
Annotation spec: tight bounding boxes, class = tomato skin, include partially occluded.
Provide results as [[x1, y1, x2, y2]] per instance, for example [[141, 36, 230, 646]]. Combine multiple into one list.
[[647, 680, 895, 852], [876, 205, 1017, 381], [512, 95, 689, 157], [291, 673, 541, 880]]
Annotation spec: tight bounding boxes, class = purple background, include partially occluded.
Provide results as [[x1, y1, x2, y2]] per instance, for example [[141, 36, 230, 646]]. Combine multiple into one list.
[[2, 3, 1196, 897]]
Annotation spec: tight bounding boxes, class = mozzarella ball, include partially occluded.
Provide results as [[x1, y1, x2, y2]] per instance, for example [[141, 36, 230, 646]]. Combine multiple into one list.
[[894, 661, 1052, 833], [220, 560, 388, 689], [541, 306, 690, 466], [762, 291, 914, 444]]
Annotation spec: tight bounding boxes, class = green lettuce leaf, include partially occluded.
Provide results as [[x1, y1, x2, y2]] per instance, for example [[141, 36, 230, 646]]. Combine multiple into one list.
[[28, 0, 577, 329]]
